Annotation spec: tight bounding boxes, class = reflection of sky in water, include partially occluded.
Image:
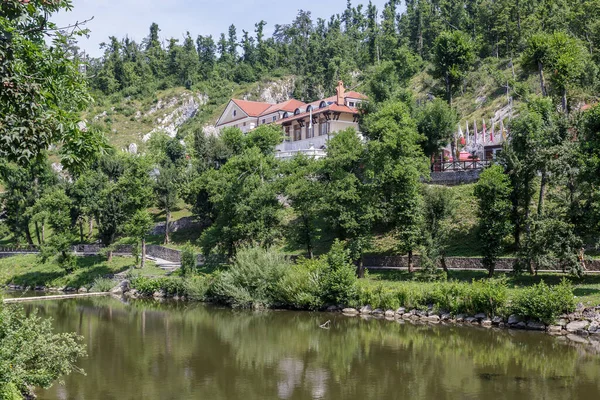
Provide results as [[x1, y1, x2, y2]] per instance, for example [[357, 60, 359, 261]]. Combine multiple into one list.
[[23, 298, 600, 400], [277, 358, 329, 399]]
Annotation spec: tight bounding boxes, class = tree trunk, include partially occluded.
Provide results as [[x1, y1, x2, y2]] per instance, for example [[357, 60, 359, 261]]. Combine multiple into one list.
[[79, 218, 84, 243], [524, 180, 534, 275], [164, 210, 171, 245], [445, 73, 452, 106], [408, 249, 415, 273], [488, 263, 495, 278], [34, 222, 41, 246], [441, 255, 448, 273], [141, 238, 146, 269], [107, 250, 113, 262], [538, 171, 548, 217], [538, 61, 547, 96], [25, 225, 34, 247], [41, 223, 45, 244], [561, 87, 568, 113], [357, 257, 365, 279], [88, 217, 94, 240]]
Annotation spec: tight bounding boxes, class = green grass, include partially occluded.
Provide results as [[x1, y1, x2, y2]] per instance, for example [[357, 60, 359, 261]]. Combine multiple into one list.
[[365, 269, 600, 307], [0, 255, 164, 290]]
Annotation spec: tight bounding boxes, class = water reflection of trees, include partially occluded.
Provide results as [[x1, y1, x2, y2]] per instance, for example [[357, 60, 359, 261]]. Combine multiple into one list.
[[32, 299, 600, 400]]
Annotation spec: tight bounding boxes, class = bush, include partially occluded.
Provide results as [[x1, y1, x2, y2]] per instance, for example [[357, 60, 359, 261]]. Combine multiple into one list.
[[208, 247, 290, 308], [321, 240, 358, 306], [274, 257, 325, 310], [184, 276, 211, 301], [91, 278, 116, 293], [180, 245, 197, 276], [467, 278, 508, 316], [511, 279, 576, 324], [131, 276, 187, 297]]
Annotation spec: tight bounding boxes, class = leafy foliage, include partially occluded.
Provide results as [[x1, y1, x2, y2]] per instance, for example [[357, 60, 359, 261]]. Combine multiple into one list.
[[0, 303, 86, 398], [511, 279, 576, 324]]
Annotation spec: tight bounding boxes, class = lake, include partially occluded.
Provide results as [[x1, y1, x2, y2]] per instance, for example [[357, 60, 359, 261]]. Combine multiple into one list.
[[15, 296, 600, 400]]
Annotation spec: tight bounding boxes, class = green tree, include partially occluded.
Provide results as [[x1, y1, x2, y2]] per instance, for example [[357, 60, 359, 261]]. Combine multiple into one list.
[[0, 0, 104, 167], [125, 209, 154, 269], [432, 30, 475, 106], [475, 165, 513, 277], [321, 129, 375, 277], [0, 304, 86, 399], [416, 98, 458, 162], [201, 147, 282, 257], [363, 100, 429, 273], [422, 185, 457, 272], [283, 155, 325, 259]]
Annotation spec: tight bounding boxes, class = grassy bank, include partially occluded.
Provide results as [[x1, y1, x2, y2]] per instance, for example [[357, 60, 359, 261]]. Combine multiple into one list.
[[127, 246, 596, 325], [0, 255, 165, 290]]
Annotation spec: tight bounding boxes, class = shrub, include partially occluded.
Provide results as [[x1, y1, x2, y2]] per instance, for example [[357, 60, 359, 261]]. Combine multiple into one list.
[[91, 278, 116, 293], [321, 240, 358, 306], [184, 276, 211, 301], [208, 247, 290, 308], [511, 279, 576, 324], [180, 245, 197, 276], [275, 257, 325, 310], [467, 278, 508, 316], [131, 277, 187, 297]]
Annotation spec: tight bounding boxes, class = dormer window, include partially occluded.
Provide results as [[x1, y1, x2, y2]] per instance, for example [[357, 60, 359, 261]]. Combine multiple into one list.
[[294, 108, 301, 115], [349, 102, 355, 107], [319, 101, 327, 109], [306, 105, 313, 112], [283, 112, 289, 119]]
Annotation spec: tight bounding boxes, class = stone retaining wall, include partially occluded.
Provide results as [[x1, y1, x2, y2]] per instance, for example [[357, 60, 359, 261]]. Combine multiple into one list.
[[429, 170, 482, 185], [363, 255, 600, 272]]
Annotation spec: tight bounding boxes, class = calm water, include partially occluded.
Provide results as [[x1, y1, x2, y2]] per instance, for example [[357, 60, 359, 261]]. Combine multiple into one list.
[[16, 297, 600, 400]]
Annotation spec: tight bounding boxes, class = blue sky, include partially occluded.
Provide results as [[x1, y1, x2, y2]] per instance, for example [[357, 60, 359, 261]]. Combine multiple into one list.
[[53, 0, 391, 57]]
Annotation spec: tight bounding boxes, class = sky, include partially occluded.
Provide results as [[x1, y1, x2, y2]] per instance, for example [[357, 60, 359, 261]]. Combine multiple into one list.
[[53, 0, 391, 58]]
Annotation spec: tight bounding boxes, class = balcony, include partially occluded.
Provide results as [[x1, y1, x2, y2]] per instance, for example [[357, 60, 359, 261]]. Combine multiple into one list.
[[275, 135, 329, 159]]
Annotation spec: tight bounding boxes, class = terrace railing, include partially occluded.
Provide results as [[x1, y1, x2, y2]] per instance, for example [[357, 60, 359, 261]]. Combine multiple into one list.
[[432, 160, 492, 172]]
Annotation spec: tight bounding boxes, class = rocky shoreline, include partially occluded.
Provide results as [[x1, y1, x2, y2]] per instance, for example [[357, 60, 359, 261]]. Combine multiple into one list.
[[335, 304, 600, 343], [6, 282, 600, 347]]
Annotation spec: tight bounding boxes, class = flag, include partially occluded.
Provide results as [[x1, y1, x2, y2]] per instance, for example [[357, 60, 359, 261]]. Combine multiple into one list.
[[465, 122, 470, 145], [458, 124, 466, 146], [501, 119, 507, 141], [474, 119, 478, 145], [482, 119, 487, 144], [491, 120, 496, 143]]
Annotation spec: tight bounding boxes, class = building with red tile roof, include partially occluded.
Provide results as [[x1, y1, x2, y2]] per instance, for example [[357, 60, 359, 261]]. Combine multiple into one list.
[[215, 81, 367, 158]]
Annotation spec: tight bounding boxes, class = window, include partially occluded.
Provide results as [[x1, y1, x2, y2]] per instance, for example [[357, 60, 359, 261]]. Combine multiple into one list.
[[243, 122, 246, 126], [349, 102, 355, 107], [272, 116, 277, 122], [262, 119, 266, 124], [306, 125, 314, 139], [233, 109, 237, 117], [320, 122, 329, 136], [294, 126, 302, 141]]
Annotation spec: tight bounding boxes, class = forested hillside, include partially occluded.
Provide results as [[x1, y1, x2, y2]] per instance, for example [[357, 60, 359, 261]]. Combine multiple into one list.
[[3, 0, 600, 279], [84, 0, 599, 147]]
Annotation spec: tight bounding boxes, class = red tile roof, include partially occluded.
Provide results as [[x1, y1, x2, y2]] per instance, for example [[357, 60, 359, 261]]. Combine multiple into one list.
[[231, 99, 273, 117], [260, 99, 307, 116]]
